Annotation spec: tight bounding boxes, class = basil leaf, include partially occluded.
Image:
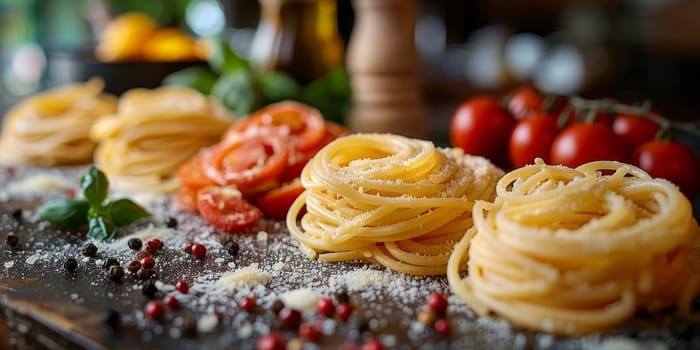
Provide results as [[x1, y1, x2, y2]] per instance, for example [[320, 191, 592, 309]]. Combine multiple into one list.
[[81, 167, 109, 207], [208, 37, 249, 74], [300, 69, 351, 124], [88, 215, 117, 241], [257, 71, 300, 102], [163, 66, 218, 95], [37, 199, 89, 228], [108, 198, 150, 227], [211, 70, 259, 115]]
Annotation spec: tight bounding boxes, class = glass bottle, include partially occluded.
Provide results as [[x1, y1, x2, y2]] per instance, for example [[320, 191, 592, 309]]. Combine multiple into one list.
[[250, 0, 344, 84]]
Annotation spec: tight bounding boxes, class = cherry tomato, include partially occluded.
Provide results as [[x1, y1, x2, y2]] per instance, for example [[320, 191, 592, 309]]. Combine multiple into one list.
[[196, 186, 263, 233], [507, 85, 544, 119], [508, 113, 559, 168], [175, 186, 199, 213], [550, 122, 626, 168], [612, 114, 660, 153], [203, 129, 289, 192], [450, 96, 516, 167], [229, 101, 326, 152], [177, 151, 215, 188], [631, 140, 700, 198], [255, 178, 305, 220]]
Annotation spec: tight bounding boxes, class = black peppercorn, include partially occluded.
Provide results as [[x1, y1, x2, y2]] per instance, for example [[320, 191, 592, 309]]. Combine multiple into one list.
[[136, 268, 152, 280], [351, 317, 371, 333], [64, 258, 78, 272], [81, 243, 98, 257], [102, 257, 120, 270], [225, 240, 239, 257], [166, 217, 178, 229], [142, 280, 158, 298], [336, 289, 350, 304], [127, 238, 142, 251], [102, 308, 120, 329], [5, 235, 18, 247], [11, 208, 22, 222], [271, 299, 285, 314], [108, 265, 124, 282]]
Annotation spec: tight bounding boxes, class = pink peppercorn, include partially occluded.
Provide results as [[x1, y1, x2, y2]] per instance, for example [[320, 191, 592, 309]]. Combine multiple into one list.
[[175, 280, 189, 294], [317, 297, 335, 317], [426, 292, 448, 316], [434, 318, 451, 336], [140, 257, 155, 270], [165, 295, 180, 310], [145, 301, 165, 320], [336, 303, 353, 322], [191, 244, 206, 259], [239, 296, 257, 312], [256, 332, 285, 350]]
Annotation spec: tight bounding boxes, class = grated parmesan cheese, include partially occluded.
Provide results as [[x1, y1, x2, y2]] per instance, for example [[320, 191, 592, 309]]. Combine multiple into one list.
[[213, 264, 271, 293], [279, 288, 322, 313]]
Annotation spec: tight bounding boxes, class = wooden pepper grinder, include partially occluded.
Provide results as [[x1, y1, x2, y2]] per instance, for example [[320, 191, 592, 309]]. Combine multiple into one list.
[[346, 0, 427, 138]]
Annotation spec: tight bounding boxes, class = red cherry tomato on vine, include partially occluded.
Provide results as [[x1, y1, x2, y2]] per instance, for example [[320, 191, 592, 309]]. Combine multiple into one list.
[[550, 122, 626, 168], [450, 96, 516, 167], [631, 140, 700, 199], [507, 85, 544, 120], [612, 114, 660, 152], [508, 113, 559, 168]]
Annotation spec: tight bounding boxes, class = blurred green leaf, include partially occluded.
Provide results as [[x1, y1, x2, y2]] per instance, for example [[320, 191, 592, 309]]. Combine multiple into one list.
[[162, 66, 218, 95], [211, 70, 259, 116], [300, 68, 351, 124], [257, 71, 300, 103], [208, 37, 249, 74]]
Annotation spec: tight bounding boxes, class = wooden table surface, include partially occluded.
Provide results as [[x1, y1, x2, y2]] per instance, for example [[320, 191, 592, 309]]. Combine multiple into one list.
[[1, 165, 698, 350]]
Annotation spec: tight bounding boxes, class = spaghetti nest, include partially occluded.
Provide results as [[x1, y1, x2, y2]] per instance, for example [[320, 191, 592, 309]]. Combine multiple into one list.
[[90, 86, 232, 193], [91, 86, 233, 193], [0, 79, 117, 166], [447, 159, 700, 335], [286, 133, 504, 275]]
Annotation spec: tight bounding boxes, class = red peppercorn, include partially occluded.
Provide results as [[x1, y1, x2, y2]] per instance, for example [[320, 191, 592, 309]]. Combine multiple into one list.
[[140, 257, 156, 270], [362, 338, 385, 350], [256, 332, 285, 350], [135, 251, 151, 260], [165, 295, 180, 310], [145, 239, 161, 254], [317, 297, 335, 317], [191, 243, 206, 259], [127, 260, 141, 273], [239, 296, 257, 312], [336, 302, 353, 322], [434, 318, 451, 336], [184, 242, 193, 254], [175, 280, 189, 294], [426, 292, 448, 316], [278, 307, 301, 328], [299, 322, 322, 342], [145, 301, 165, 320]]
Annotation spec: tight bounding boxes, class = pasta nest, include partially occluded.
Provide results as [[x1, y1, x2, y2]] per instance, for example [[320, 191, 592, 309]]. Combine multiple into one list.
[[0, 79, 116, 166], [447, 159, 700, 335], [90, 86, 232, 193], [287, 133, 504, 275]]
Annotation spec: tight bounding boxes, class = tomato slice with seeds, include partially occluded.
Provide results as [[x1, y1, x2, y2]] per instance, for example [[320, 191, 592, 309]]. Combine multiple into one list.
[[177, 151, 215, 188], [175, 185, 199, 213], [284, 121, 350, 181], [196, 186, 263, 233], [203, 129, 289, 191], [228, 101, 326, 152], [255, 178, 305, 220]]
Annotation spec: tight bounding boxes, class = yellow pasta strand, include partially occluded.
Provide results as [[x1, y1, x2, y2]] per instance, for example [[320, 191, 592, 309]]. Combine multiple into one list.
[[447, 159, 700, 335], [287, 133, 504, 275], [0, 78, 117, 166], [90, 86, 232, 193]]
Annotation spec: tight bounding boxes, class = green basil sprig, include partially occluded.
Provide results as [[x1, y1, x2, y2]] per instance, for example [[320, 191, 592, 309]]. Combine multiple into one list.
[[37, 167, 150, 240]]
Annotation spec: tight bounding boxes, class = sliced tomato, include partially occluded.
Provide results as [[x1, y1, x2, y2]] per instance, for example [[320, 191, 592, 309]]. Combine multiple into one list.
[[202, 129, 289, 191], [196, 186, 263, 233], [255, 178, 305, 220], [284, 121, 350, 180], [228, 101, 326, 151], [176, 185, 200, 213], [177, 151, 215, 188]]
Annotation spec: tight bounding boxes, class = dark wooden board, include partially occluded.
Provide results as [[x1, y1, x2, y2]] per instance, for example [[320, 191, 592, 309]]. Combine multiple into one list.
[[0, 165, 698, 349]]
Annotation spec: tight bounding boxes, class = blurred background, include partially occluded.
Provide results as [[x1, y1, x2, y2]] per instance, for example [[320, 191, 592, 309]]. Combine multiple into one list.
[[1, 0, 699, 134]]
